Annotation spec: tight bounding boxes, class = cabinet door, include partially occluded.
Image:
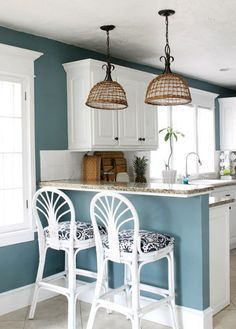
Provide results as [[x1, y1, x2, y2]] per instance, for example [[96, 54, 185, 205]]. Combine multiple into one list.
[[229, 202, 236, 249], [117, 76, 140, 146], [91, 68, 118, 147], [220, 98, 236, 150], [210, 206, 230, 314], [138, 82, 158, 148], [66, 69, 92, 150]]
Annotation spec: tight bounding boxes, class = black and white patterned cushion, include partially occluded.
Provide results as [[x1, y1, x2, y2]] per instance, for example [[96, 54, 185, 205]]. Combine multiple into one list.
[[102, 229, 174, 253], [44, 221, 106, 241]]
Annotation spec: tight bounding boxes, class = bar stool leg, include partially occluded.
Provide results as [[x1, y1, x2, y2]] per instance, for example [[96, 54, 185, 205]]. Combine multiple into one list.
[[86, 258, 107, 329], [29, 246, 47, 319], [67, 249, 77, 329], [124, 263, 132, 311], [167, 250, 179, 329], [131, 259, 141, 329]]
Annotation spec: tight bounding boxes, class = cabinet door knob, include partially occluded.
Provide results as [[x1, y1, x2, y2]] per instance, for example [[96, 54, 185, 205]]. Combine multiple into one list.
[[138, 138, 142, 141], [225, 194, 231, 197], [114, 137, 119, 141], [142, 138, 146, 141]]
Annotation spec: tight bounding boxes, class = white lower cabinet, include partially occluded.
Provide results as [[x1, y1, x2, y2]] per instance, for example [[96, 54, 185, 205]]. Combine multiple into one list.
[[63, 59, 158, 151], [211, 186, 236, 249], [210, 205, 230, 315]]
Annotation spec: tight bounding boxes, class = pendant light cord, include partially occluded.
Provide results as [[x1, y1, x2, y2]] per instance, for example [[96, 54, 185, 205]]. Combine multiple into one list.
[[103, 29, 115, 81], [160, 14, 174, 73]]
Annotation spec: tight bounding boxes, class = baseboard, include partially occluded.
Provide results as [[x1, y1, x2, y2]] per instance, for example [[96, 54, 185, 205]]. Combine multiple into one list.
[[0, 277, 213, 329], [0, 272, 65, 317]]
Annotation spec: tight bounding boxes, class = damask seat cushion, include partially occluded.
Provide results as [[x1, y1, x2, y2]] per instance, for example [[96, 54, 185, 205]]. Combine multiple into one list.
[[44, 221, 106, 241], [102, 229, 174, 253]]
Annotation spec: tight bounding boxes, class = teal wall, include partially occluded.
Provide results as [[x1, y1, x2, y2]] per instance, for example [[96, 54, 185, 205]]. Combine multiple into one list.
[[0, 25, 233, 308]]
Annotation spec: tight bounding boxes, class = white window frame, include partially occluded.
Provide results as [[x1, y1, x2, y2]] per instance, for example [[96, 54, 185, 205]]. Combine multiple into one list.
[[150, 88, 218, 179], [0, 43, 42, 247]]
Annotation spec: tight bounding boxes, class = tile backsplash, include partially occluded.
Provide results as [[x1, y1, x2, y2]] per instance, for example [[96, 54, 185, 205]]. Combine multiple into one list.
[[40, 150, 85, 181]]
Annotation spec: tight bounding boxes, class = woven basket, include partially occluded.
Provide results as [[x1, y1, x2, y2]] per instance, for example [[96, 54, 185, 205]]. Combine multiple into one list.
[[86, 80, 128, 110], [145, 72, 191, 106], [83, 155, 101, 181]]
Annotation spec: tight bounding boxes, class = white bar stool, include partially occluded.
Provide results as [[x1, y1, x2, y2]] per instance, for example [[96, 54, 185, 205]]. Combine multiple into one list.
[[28, 187, 105, 329], [87, 191, 179, 329]]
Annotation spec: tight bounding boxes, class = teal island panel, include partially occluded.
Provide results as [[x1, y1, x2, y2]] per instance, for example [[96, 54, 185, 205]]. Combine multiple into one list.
[[67, 190, 209, 311]]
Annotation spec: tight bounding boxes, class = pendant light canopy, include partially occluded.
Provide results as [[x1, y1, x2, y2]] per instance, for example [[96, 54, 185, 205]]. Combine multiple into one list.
[[86, 25, 128, 110], [145, 10, 191, 106]]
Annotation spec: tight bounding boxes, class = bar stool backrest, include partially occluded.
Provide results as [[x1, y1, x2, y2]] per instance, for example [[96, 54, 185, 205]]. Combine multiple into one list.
[[90, 191, 140, 262], [33, 187, 76, 250]]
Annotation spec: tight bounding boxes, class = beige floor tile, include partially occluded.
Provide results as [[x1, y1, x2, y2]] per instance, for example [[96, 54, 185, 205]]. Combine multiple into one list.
[[0, 321, 25, 329], [0, 307, 28, 322], [80, 302, 170, 329], [214, 309, 236, 329], [24, 295, 82, 329]]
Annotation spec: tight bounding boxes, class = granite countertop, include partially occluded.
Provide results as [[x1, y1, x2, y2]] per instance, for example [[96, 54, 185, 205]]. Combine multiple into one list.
[[209, 196, 235, 208], [39, 179, 213, 197]]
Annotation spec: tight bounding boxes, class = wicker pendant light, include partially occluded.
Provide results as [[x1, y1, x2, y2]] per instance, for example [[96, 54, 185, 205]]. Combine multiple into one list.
[[145, 10, 191, 106], [86, 25, 128, 110]]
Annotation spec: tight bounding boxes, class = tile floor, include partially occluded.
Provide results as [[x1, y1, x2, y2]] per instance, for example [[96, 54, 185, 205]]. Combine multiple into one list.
[[1, 250, 236, 329]]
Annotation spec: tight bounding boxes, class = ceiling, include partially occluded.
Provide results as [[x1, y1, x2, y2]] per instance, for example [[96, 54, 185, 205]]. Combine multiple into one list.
[[0, 0, 236, 89]]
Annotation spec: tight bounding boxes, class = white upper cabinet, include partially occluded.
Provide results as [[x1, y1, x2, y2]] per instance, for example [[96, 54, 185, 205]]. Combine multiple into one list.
[[219, 97, 236, 150], [63, 59, 158, 151]]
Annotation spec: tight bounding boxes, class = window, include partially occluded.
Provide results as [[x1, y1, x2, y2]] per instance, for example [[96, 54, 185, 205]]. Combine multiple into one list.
[[0, 44, 42, 246], [150, 89, 217, 179]]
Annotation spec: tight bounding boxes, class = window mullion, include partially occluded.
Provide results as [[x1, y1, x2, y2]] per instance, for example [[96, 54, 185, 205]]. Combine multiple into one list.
[[195, 105, 199, 174]]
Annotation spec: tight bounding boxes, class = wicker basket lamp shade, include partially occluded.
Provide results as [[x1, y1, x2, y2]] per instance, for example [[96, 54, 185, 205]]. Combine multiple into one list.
[[86, 80, 127, 110], [86, 25, 128, 110], [145, 72, 191, 106], [145, 9, 191, 106]]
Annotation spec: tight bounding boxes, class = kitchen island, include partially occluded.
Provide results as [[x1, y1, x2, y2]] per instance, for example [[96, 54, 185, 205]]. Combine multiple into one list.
[[40, 180, 232, 329]]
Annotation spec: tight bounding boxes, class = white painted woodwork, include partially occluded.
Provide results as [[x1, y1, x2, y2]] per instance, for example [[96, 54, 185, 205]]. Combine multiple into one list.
[[219, 97, 236, 151], [210, 205, 230, 315], [117, 76, 140, 146], [139, 82, 158, 147], [211, 186, 236, 249], [63, 59, 158, 151], [0, 43, 42, 247]]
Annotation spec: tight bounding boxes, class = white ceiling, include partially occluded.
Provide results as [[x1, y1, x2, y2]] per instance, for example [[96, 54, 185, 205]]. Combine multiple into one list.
[[0, 0, 236, 89]]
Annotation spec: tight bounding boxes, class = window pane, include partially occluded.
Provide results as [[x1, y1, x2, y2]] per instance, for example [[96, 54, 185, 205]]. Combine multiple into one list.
[[150, 106, 170, 178], [0, 189, 24, 227], [172, 105, 196, 176], [0, 80, 24, 231], [197, 106, 215, 172]]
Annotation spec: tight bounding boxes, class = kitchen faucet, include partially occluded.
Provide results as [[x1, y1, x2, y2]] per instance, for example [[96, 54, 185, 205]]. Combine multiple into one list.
[[185, 152, 202, 178]]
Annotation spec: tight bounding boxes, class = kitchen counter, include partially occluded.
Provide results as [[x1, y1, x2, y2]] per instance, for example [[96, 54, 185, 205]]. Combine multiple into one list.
[[40, 179, 213, 197], [39, 178, 213, 327], [189, 178, 236, 189], [209, 196, 234, 208]]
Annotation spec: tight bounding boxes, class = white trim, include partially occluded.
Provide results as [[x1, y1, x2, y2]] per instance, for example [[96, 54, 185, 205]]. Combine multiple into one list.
[[0, 273, 64, 316], [0, 228, 34, 247], [0, 44, 42, 246], [0, 278, 213, 329]]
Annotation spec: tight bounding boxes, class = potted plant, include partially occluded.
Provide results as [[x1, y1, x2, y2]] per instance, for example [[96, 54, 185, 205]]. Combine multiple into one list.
[[133, 156, 148, 183], [159, 126, 184, 184]]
